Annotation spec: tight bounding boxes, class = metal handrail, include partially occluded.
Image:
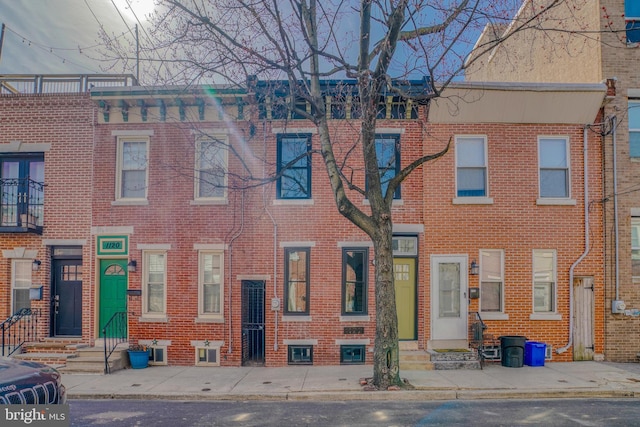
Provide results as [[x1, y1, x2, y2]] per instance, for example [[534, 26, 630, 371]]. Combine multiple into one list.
[[102, 312, 127, 374], [0, 178, 44, 232], [0, 308, 40, 357], [469, 311, 487, 369]]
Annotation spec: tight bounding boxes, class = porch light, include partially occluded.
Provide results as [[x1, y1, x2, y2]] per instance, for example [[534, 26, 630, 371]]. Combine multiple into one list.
[[470, 260, 479, 276], [128, 260, 137, 272], [32, 259, 41, 271]]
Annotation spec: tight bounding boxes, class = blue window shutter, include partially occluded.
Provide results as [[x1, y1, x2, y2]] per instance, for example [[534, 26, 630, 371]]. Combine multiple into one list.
[[626, 1, 640, 18]]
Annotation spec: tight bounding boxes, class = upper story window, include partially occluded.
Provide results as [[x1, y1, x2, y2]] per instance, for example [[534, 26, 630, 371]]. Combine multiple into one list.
[[277, 134, 311, 199], [628, 102, 640, 158], [195, 137, 228, 201], [342, 248, 368, 315], [199, 251, 223, 318], [375, 134, 401, 199], [538, 137, 569, 198], [632, 218, 640, 278], [143, 251, 166, 316], [117, 138, 148, 200], [533, 250, 556, 313], [0, 155, 44, 229], [479, 250, 504, 313], [12, 259, 32, 313], [284, 247, 310, 314], [455, 136, 487, 197], [625, 1, 640, 43]]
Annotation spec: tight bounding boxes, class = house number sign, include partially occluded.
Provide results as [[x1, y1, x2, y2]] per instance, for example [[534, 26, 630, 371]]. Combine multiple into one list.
[[344, 327, 364, 335], [97, 235, 129, 256]]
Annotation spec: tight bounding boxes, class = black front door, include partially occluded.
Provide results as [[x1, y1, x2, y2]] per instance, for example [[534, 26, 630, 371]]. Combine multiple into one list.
[[52, 259, 82, 336], [241, 280, 265, 366]]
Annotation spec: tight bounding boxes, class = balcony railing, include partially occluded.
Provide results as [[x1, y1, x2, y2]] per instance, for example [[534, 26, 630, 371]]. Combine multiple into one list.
[[0, 178, 44, 234], [0, 74, 138, 95]]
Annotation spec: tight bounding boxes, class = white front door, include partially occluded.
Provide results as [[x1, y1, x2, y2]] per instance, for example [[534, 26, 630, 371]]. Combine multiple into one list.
[[431, 255, 468, 341]]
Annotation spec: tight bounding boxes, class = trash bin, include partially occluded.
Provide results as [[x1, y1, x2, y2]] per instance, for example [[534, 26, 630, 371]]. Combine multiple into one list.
[[500, 335, 526, 368], [524, 341, 546, 367]]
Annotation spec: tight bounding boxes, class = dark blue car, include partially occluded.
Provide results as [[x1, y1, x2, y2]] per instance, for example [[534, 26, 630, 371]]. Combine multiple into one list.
[[0, 357, 66, 404]]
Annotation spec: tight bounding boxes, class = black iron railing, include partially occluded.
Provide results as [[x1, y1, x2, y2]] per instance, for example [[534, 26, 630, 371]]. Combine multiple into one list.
[[0, 178, 44, 233], [0, 74, 138, 95], [1, 308, 40, 357], [102, 312, 127, 374], [469, 311, 487, 369]]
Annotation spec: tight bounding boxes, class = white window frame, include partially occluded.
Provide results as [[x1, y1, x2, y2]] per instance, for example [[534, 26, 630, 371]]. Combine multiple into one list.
[[628, 101, 640, 158], [192, 340, 223, 366], [455, 135, 488, 199], [142, 251, 167, 318], [194, 136, 228, 202], [11, 259, 32, 313], [532, 249, 557, 314], [479, 249, 505, 318], [632, 218, 640, 279], [538, 136, 570, 200], [198, 251, 224, 320], [116, 136, 149, 201]]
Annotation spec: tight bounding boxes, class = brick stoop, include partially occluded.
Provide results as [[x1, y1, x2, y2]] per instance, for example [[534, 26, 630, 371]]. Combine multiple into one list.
[[12, 338, 89, 368], [427, 349, 481, 370]]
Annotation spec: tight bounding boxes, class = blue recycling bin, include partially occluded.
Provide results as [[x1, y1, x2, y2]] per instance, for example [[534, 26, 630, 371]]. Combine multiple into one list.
[[524, 341, 546, 367]]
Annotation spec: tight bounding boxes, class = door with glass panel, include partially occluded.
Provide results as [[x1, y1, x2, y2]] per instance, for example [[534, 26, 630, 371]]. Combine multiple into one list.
[[1, 156, 44, 227], [99, 259, 128, 338], [431, 255, 468, 341]]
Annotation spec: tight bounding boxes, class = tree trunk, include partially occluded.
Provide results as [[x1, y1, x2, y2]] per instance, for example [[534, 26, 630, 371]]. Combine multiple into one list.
[[371, 217, 402, 389]]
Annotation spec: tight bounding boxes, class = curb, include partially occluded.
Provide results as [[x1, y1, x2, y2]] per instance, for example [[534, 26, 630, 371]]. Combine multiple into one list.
[[66, 388, 639, 402]]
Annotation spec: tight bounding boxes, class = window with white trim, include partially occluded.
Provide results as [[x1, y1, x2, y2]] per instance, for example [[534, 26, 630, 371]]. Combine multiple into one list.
[[533, 250, 556, 313], [626, 1, 640, 43], [116, 138, 148, 200], [195, 137, 228, 200], [143, 251, 166, 316], [195, 347, 220, 366], [539, 137, 569, 198], [199, 251, 223, 318], [479, 250, 503, 313], [12, 260, 32, 313], [632, 218, 640, 278], [628, 102, 640, 158], [456, 136, 487, 197]]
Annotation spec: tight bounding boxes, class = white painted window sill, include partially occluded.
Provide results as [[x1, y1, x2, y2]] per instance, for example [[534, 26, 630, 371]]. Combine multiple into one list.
[[339, 315, 370, 322], [536, 198, 576, 206], [529, 313, 562, 321], [452, 197, 494, 205], [273, 199, 314, 206], [281, 315, 312, 322], [138, 316, 169, 323], [478, 313, 509, 320]]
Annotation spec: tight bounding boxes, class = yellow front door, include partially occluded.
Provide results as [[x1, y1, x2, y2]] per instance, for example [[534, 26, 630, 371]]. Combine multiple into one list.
[[394, 258, 416, 340]]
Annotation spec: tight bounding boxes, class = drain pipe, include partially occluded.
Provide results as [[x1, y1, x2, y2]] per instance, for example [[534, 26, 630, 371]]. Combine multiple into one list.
[[261, 120, 280, 352], [557, 125, 591, 354], [227, 189, 245, 354], [612, 116, 620, 301]]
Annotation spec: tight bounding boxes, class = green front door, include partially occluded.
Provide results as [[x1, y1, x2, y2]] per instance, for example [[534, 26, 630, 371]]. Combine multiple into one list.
[[99, 259, 128, 337]]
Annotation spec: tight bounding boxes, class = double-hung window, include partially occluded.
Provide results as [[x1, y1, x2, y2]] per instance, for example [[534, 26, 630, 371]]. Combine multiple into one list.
[[628, 102, 640, 158], [117, 138, 148, 200], [479, 250, 503, 313], [539, 137, 569, 198], [277, 134, 311, 199], [12, 260, 32, 313], [284, 248, 310, 314], [533, 250, 556, 313], [199, 251, 223, 318], [143, 251, 166, 316], [632, 218, 640, 278], [456, 136, 487, 197], [342, 248, 368, 315], [195, 137, 228, 201], [375, 134, 401, 199], [626, 1, 640, 43]]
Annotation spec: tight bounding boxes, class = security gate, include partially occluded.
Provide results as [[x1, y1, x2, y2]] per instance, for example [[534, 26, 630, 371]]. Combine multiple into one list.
[[241, 280, 265, 366]]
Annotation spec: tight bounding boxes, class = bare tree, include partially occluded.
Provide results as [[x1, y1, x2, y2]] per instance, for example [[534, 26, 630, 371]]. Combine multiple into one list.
[[103, 0, 578, 389]]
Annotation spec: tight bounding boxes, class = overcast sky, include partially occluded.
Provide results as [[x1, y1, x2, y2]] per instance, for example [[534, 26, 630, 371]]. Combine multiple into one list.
[[0, 0, 153, 76]]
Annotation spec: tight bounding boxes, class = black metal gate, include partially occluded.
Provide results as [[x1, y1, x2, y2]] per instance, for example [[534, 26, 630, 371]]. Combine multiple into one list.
[[241, 280, 265, 366]]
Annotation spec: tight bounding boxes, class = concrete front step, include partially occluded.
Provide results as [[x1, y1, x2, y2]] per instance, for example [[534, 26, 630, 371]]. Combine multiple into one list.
[[12, 352, 76, 368], [59, 347, 129, 374], [427, 349, 481, 370], [399, 350, 434, 371]]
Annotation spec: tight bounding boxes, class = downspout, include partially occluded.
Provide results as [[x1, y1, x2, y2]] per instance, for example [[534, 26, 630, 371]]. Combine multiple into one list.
[[612, 116, 619, 301], [557, 125, 591, 354], [227, 189, 245, 354], [261, 120, 279, 352]]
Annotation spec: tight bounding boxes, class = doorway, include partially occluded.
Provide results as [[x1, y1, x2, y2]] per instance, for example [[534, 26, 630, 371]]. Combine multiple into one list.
[[241, 280, 265, 366], [573, 276, 594, 361], [394, 258, 417, 340], [52, 258, 83, 336], [431, 255, 468, 344], [98, 259, 128, 338]]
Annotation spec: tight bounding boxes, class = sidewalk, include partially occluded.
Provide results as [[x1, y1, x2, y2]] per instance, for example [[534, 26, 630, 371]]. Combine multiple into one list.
[[61, 361, 640, 401]]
